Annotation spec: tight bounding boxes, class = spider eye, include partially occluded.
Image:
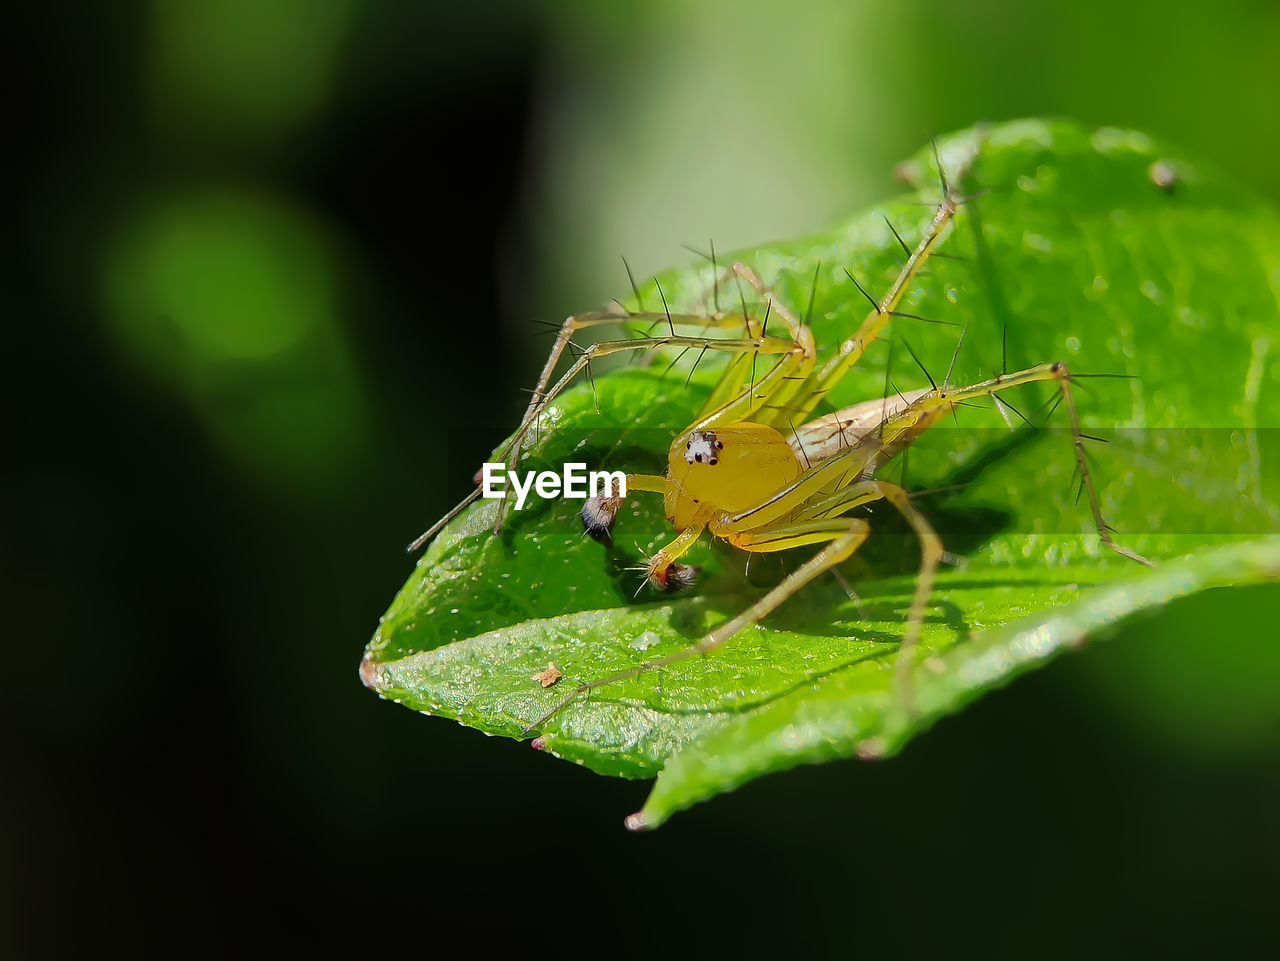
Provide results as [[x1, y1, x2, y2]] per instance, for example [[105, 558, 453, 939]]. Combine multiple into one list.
[[694, 453, 703, 463], [686, 441, 691, 449], [714, 440, 724, 449]]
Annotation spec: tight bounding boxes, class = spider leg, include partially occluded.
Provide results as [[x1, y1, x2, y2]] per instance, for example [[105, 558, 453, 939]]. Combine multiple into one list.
[[520, 309, 768, 440], [783, 148, 983, 428], [640, 506, 715, 592], [523, 515, 872, 735], [701, 262, 816, 426], [775, 479, 946, 707], [868, 361, 1152, 566], [494, 330, 800, 533], [525, 475, 946, 732]]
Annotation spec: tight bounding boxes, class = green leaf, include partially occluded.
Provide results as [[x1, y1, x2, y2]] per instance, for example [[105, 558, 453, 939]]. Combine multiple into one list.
[[363, 119, 1280, 826], [633, 537, 1280, 829]]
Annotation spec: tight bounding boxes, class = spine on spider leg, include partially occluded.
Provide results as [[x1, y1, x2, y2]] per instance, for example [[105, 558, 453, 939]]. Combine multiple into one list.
[[410, 311, 597, 550], [787, 133, 987, 429], [487, 332, 799, 533], [497, 308, 777, 467], [885, 361, 1153, 567], [791, 195, 962, 427], [496, 313, 599, 463], [1054, 369, 1154, 567], [526, 320, 579, 421]]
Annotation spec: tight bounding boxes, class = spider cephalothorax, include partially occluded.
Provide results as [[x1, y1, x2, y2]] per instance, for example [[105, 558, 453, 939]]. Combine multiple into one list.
[[664, 423, 802, 533]]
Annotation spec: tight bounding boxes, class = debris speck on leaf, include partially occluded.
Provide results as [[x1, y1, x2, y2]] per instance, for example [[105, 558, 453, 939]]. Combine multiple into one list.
[[533, 663, 563, 688]]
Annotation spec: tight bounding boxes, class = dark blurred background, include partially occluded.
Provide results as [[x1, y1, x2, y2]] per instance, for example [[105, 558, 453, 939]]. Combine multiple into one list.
[[7, 1, 1280, 954]]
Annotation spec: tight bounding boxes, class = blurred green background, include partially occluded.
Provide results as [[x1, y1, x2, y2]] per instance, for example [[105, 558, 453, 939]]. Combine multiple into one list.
[[8, 1, 1280, 954]]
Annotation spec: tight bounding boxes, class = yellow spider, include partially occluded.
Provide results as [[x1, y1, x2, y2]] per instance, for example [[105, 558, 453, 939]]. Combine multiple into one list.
[[412, 144, 1148, 732]]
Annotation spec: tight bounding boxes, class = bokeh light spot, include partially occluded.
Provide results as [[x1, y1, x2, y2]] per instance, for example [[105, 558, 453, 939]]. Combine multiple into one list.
[[105, 189, 329, 361], [102, 187, 368, 490], [149, 0, 352, 145]]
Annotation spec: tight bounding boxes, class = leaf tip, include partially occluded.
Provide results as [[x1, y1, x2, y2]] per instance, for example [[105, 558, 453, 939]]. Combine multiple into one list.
[[624, 810, 651, 833], [359, 653, 385, 692]]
